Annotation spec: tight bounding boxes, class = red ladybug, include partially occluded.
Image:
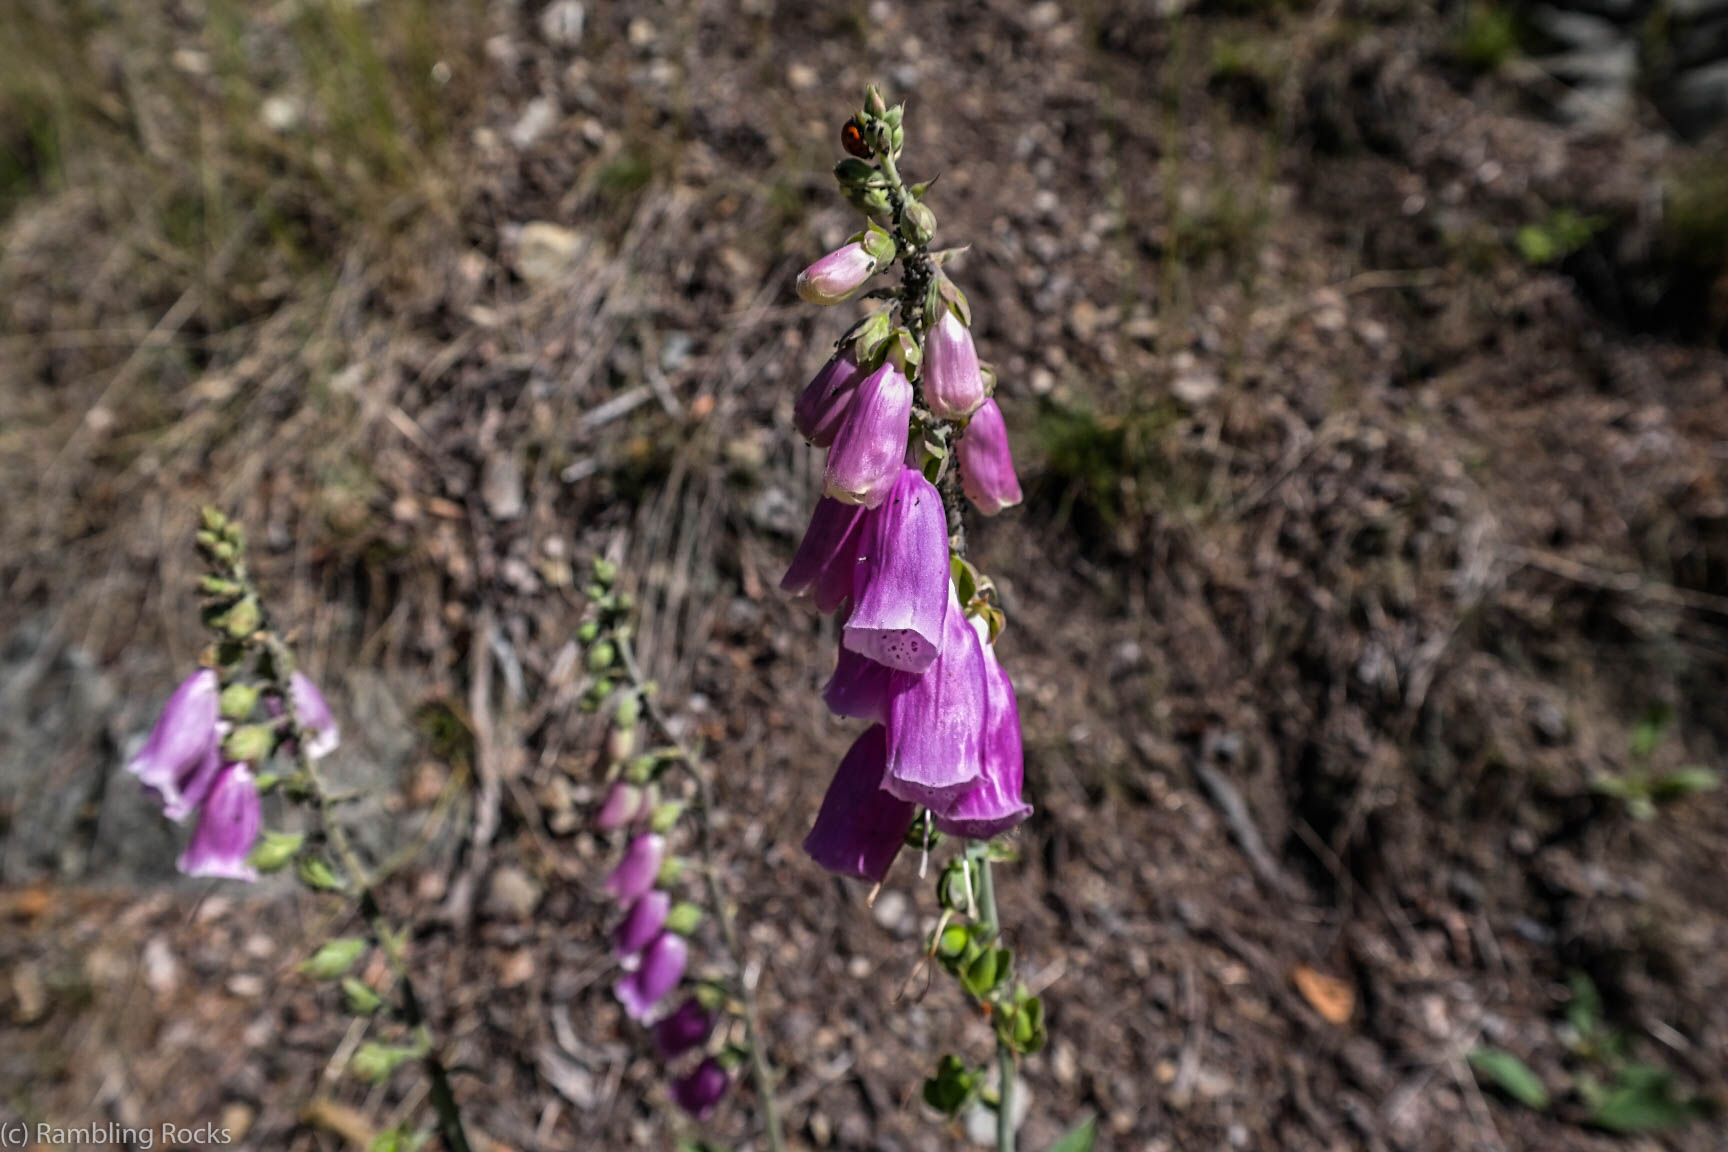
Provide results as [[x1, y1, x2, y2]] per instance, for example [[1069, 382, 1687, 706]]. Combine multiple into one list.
[[841, 119, 870, 159]]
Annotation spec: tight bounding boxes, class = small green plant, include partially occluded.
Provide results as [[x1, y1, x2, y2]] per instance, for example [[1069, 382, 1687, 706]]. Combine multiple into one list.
[[1469, 974, 1712, 1134], [1454, 3, 1520, 72], [1591, 707, 1721, 820], [1515, 209, 1605, 266]]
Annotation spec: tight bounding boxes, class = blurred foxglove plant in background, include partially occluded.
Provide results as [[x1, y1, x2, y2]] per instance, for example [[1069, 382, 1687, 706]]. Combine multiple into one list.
[[131, 509, 473, 1152]]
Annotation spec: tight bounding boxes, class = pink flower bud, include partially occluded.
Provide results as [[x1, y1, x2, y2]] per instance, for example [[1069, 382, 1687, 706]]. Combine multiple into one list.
[[595, 781, 645, 832], [289, 672, 340, 759], [614, 890, 670, 959], [670, 1057, 730, 1119], [843, 467, 950, 673], [923, 308, 987, 420], [128, 670, 221, 822], [176, 763, 262, 881], [823, 362, 912, 508], [615, 931, 687, 1020], [933, 620, 1032, 839], [796, 243, 876, 305], [883, 586, 986, 809], [794, 350, 867, 447], [803, 725, 917, 884], [605, 833, 664, 904], [957, 398, 1022, 516]]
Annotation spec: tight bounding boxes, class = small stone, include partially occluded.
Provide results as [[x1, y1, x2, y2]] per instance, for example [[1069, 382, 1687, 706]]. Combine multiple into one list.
[[962, 1068, 1029, 1144], [498, 948, 537, 988], [510, 96, 558, 149], [220, 1102, 255, 1143], [260, 96, 301, 133], [515, 221, 584, 287], [871, 890, 915, 938], [1529, 698, 1569, 746], [788, 63, 817, 90], [482, 451, 525, 521], [627, 18, 657, 48], [227, 973, 265, 999], [487, 866, 544, 920], [11, 963, 45, 1023], [1170, 352, 1219, 408], [142, 937, 180, 997], [539, 0, 586, 46]]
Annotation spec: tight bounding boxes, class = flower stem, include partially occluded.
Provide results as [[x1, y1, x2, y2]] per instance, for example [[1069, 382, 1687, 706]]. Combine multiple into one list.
[[222, 564, 474, 1152], [977, 856, 1015, 1152], [617, 636, 787, 1152]]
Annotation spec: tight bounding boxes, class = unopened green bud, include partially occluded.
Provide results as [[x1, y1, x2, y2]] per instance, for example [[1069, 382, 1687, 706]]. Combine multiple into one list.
[[301, 937, 368, 980], [937, 859, 972, 912], [902, 200, 936, 245], [937, 924, 969, 958], [200, 507, 229, 533], [614, 691, 642, 729], [199, 575, 243, 599], [834, 157, 879, 188], [222, 723, 275, 764], [587, 641, 616, 672], [648, 800, 685, 834], [577, 620, 600, 644], [219, 682, 261, 721], [222, 597, 261, 638], [844, 184, 893, 218], [625, 754, 658, 784], [664, 901, 704, 935], [592, 557, 618, 586], [247, 830, 304, 873], [867, 86, 888, 117], [341, 976, 384, 1016], [298, 855, 346, 892], [655, 856, 686, 886], [351, 1042, 418, 1084]]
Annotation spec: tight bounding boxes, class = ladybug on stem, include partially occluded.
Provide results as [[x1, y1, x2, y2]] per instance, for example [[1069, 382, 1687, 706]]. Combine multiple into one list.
[[841, 118, 870, 159]]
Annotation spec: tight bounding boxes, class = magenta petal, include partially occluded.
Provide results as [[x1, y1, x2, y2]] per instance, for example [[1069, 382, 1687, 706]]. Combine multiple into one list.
[[781, 497, 868, 614], [958, 398, 1023, 516], [823, 362, 912, 508], [671, 1057, 730, 1119], [843, 467, 950, 673], [794, 350, 867, 447], [615, 931, 687, 1020], [823, 644, 894, 724], [924, 308, 987, 420], [160, 741, 226, 824], [933, 622, 1033, 838], [803, 725, 917, 883], [176, 763, 261, 881], [653, 998, 714, 1059], [883, 592, 986, 808], [595, 781, 645, 832], [129, 669, 221, 822], [614, 890, 671, 960], [605, 833, 664, 904]]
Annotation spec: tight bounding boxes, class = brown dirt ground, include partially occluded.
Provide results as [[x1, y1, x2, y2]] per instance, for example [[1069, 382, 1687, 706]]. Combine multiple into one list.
[[3, 1, 1727, 1150]]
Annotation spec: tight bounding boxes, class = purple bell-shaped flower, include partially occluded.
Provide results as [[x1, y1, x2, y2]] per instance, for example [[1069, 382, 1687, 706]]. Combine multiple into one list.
[[615, 931, 688, 1020], [128, 669, 221, 822], [843, 467, 950, 673], [932, 619, 1033, 838], [823, 361, 912, 508], [803, 725, 917, 883], [176, 762, 262, 881]]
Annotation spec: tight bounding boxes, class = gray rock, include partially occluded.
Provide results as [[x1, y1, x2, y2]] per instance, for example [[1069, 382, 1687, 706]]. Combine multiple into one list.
[[538, 0, 586, 47], [1540, 41, 1638, 85], [1671, 0, 1728, 20]]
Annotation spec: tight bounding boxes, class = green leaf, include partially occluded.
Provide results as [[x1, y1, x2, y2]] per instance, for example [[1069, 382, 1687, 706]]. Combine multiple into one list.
[[301, 937, 368, 981], [921, 1053, 979, 1118], [1588, 1064, 1704, 1133], [1630, 706, 1671, 760], [1650, 766, 1720, 800], [1567, 972, 1604, 1040], [1046, 1116, 1097, 1152], [1467, 1047, 1550, 1110]]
